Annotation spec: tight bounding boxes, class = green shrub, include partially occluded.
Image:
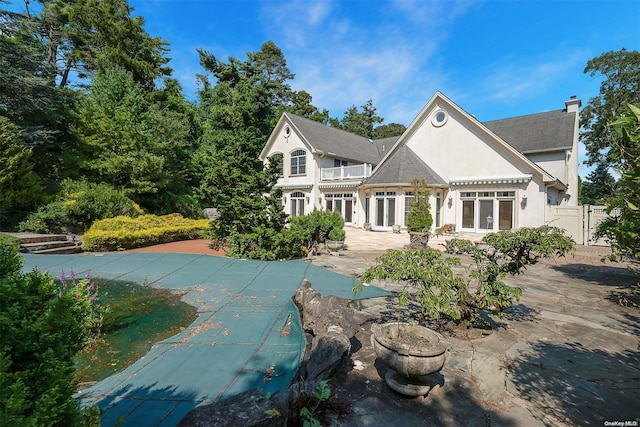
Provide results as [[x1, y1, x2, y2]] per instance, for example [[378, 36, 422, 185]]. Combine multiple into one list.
[[17, 201, 68, 234], [223, 210, 346, 260], [354, 226, 575, 323], [443, 238, 476, 254], [169, 194, 202, 219], [0, 233, 20, 252], [290, 210, 345, 251], [0, 245, 102, 426], [19, 179, 141, 234], [406, 178, 433, 233], [328, 227, 345, 241], [227, 226, 307, 260], [82, 214, 210, 251]]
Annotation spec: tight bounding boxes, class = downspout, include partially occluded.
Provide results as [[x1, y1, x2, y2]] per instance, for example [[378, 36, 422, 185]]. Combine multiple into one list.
[[314, 150, 326, 211]]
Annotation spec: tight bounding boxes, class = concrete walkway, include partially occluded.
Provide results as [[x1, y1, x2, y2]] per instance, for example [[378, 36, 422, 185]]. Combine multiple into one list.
[[20, 252, 386, 426]]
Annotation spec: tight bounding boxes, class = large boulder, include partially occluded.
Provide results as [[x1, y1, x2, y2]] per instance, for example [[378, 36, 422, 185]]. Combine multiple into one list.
[[294, 279, 366, 337], [201, 208, 219, 220], [305, 330, 351, 381]]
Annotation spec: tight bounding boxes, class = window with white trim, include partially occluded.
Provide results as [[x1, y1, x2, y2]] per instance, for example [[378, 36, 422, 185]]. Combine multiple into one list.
[[460, 190, 515, 231], [290, 149, 306, 175], [290, 191, 305, 217]]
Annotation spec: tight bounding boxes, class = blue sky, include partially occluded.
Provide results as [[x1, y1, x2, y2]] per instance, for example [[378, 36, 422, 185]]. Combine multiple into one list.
[[128, 0, 639, 178], [5, 0, 639, 176]]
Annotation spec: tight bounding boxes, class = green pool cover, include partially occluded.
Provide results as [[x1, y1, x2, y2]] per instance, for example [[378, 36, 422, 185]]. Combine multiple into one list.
[[20, 253, 387, 426]]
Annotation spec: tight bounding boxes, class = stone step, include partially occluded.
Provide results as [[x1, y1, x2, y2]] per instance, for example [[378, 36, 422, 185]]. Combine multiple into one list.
[[29, 244, 83, 255], [5, 233, 70, 245], [20, 240, 79, 252]]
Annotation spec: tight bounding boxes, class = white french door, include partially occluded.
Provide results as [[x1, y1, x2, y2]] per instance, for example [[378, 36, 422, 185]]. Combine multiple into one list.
[[374, 191, 396, 230]]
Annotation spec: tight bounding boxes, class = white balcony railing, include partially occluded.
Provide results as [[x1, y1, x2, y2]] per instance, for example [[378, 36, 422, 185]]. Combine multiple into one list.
[[320, 163, 372, 181]]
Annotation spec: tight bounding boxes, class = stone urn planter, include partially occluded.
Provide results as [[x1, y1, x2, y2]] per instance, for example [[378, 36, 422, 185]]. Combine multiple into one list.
[[325, 240, 344, 251], [370, 322, 448, 396], [408, 231, 430, 248]]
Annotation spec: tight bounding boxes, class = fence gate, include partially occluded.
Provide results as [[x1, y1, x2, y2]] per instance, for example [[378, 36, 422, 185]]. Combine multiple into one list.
[[547, 205, 612, 246]]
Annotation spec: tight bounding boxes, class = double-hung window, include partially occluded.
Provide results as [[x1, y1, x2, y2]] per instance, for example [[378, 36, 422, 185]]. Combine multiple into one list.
[[290, 150, 306, 175]]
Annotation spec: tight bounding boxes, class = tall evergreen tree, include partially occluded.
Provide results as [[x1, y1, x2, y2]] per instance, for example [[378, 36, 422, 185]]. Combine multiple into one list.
[[74, 67, 168, 208], [25, 0, 171, 89], [341, 99, 383, 139], [195, 42, 290, 238], [373, 123, 407, 139], [0, 116, 43, 227], [581, 163, 616, 205]]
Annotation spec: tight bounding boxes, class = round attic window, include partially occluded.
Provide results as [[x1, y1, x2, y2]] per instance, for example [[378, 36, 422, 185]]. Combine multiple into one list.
[[431, 110, 448, 127], [284, 125, 292, 137]]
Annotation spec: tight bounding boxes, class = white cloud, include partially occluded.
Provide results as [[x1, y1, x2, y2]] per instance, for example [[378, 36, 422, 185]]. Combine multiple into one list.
[[260, 0, 471, 124], [479, 52, 587, 103], [390, 0, 478, 26]]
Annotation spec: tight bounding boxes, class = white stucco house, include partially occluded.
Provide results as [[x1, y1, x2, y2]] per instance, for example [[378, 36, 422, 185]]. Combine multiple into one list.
[[259, 92, 581, 234]]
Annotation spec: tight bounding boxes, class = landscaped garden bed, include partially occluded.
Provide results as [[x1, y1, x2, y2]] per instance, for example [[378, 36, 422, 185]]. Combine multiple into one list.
[[82, 214, 211, 251]]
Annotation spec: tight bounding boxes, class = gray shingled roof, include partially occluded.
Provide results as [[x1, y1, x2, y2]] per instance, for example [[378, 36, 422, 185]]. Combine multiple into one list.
[[483, 109, 575, 153], [287, 114, 383, 165], [372, 136, 398, 159], [364, 145, 447, 186]]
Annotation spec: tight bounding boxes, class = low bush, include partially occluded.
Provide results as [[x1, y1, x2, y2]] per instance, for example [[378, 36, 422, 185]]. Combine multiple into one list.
[[354, 226, 575, 323], [0, 233, 20, 252], [0, 244, 102, 426], [19, 179, 141, 234], [82, 213, 210, 251], [227, 226, 307, 260], [290, 210, 345, 251], [327, 227, 346, 241], [223, 210, 346, 260], [442, 238, 476, 254]]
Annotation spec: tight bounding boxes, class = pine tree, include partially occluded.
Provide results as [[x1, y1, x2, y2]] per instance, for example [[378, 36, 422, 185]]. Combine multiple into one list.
[[0, 117, 43, 227], [581, 163, 616, 205]]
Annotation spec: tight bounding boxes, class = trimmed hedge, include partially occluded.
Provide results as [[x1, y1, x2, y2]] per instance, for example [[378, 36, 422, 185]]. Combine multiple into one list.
[[82, 214, 210, 251]]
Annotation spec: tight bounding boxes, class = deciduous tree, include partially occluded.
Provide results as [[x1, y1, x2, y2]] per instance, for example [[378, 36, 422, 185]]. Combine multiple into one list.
[[595, 103, 640, 263], [581, 49, 640, 166]]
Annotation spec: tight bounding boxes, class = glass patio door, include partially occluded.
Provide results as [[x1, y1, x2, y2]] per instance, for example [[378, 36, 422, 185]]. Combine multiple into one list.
[[478, 199, 494, 232], [325, 193, 354, 225], [374, 192, 396, 229]]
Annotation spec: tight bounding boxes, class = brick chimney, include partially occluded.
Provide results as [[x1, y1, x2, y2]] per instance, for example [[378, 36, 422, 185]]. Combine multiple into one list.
[[565, 95, 581, 113]]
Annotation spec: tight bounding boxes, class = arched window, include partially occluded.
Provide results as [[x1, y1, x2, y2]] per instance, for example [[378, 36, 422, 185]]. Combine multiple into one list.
[[269, 152, 283, 177], [290, 191, 305, 217], [290, 149, 306, 175]]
